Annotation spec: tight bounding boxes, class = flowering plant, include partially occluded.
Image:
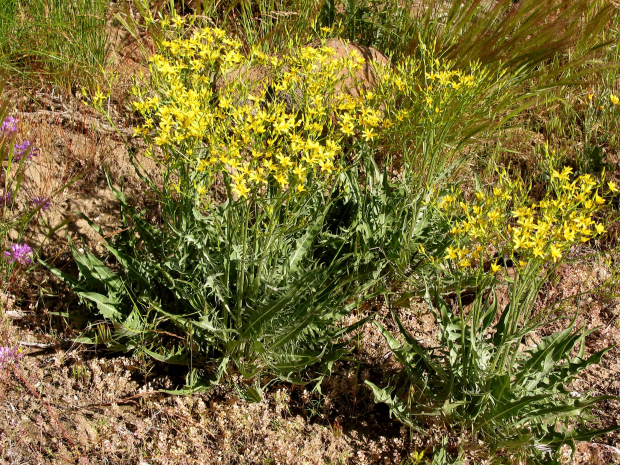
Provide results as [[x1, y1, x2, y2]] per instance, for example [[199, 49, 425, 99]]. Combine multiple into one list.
[[366, 168, 619, 461], [0, 345, 23, 370], [434, 167, 613, 276], [4, 243, 33, 265], [53, 23, 394, 393], [0, 108, 46, 292], [129, 25, 382, 202]]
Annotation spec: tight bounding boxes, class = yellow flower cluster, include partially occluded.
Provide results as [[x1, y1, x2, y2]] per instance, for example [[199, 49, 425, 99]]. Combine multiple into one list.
[[422, 61, 481, 116], [375, 54, 489, 125], [435, 167, 613, 274], [130, 26, 380, 198]]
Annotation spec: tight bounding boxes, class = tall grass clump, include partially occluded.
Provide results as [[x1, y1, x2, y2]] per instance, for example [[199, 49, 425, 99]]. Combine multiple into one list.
[[523, 14, 620, 181], [314, 0, 613, 75], [0, 0, 111, 91], [367, 169, 620, 462]]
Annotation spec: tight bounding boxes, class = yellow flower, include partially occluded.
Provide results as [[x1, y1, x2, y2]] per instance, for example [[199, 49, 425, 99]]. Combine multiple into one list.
[[154, 133, 171, 146], [513, 233, 526, 250], [472, 246, 483, 259], [611, 94, 620, 106], [263, 159, 277, 172], [491, 261, 501, 273], [550, 245, 562, 262], [362, 127, 376, 141], [487, 210, 501, 223], [274, 172, 288, 187], [274, 116, 295, 134], [231, 172, 246, 186], [563, 227, 576, 242], [512, 207, 531, 218], [92, 90, 105, 106], [445, 246, 458, 260], [133, 126, 148, 137], [293, 167, 306, 181], [232, 182, 251, 199], [439, 194, 455, 209], [276, 153, 293, 169], [551, 166, 573, 181], [595, 223, 605, 235], [340, 122, 355, 137], [608, 181, 618, 193], [223, 50, 242, 65]]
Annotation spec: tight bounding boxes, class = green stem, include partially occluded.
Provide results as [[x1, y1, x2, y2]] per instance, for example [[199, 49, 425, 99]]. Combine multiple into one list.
[[237, 196, 250, 334]]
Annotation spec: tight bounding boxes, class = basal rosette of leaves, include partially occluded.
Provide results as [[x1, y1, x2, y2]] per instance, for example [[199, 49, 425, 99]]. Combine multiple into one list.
[[366, 169, 619, 462]]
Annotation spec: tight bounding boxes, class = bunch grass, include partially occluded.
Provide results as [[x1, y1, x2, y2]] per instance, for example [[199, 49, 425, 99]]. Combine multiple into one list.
[[0, 0, 111, 91]]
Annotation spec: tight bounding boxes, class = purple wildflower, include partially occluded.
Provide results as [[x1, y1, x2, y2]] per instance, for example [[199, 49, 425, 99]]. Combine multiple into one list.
[[1, 190, 13, 208], [4, 243, 33, 265], [0, 346, 23, 369], [13, 140, 39, 162], [32, 196, 51, 211], [0, 116, 18, 134]]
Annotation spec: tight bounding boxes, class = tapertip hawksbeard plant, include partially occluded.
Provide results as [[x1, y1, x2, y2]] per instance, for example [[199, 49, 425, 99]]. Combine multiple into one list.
[[49, 24, 395, 394], [367, 169, 620, 463]]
